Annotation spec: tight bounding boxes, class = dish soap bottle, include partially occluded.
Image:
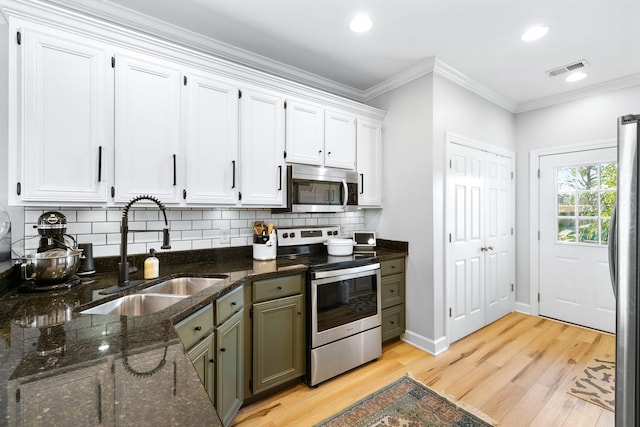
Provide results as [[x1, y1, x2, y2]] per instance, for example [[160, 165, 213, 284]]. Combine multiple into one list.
[[144, 248, 159, 279]]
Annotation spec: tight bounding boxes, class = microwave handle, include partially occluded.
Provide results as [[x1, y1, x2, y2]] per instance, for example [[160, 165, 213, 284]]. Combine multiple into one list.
[[342, 179, 348, 209]]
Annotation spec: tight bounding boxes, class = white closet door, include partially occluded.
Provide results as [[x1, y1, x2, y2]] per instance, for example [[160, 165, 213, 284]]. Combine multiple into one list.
[[447, 141, 515, 343]]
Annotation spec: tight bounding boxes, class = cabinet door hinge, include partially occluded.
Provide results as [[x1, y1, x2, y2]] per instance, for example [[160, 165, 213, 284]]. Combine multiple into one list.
[[449, 233, 452, 243], [449, 159, 452, 169], [537, 169, 540, 178], [538, 231, 540, 241], [538, 293, 541, 302], [511, 227, 514, 236], [249, 379, 253, 390], [449, 307, 452, 317], [249, 308, 253, 319], [15, 388, 20, 403], [238, 89, 242, 99], [511, 283, 514, 292], [16, 182, 21, 196], [511, 171, 514, 180], [16, 31, 21, 45], [183, 76, 187, 86], [111, 186, 115, 198], [111, 56, 115, 68]]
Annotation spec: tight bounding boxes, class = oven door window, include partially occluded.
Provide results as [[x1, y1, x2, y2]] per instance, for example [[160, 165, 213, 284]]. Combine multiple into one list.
[[316, 275, 378, 332]]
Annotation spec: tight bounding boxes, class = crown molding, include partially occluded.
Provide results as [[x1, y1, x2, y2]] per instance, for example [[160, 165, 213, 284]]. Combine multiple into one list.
[[363, 57, 436, 101], [515, 72, 640, 113], [40, 0, 365, 101], [432, 59, 518, 112]]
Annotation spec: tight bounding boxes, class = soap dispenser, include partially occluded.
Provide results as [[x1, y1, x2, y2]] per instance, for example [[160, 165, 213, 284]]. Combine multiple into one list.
[[144, 248, 159, 279]]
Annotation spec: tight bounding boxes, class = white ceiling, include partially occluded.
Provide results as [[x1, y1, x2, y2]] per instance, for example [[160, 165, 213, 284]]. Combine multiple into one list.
[[48, 0, 640, 111]]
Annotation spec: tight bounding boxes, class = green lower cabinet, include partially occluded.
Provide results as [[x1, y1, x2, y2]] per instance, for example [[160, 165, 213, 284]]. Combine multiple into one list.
[[216, 309, 244, 427], [381, 304, 405, 341], [186, 333, 215, 404], [252, 294, 304, 394]]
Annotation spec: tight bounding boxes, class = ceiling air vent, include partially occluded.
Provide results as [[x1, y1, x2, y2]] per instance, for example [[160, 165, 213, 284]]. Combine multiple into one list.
[[546, 59, 589, 77]]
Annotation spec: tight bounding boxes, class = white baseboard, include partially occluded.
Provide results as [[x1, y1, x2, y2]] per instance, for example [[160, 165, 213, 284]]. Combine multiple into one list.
[[515, 301, 532, 315], [402, 330, 448, 356]]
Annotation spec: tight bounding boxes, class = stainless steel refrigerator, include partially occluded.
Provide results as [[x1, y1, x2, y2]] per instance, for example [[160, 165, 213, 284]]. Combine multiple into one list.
[[609, 114, 640, 426]]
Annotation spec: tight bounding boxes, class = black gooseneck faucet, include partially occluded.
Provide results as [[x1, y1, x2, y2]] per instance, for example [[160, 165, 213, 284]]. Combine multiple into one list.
[[118, 195, 171, 286]]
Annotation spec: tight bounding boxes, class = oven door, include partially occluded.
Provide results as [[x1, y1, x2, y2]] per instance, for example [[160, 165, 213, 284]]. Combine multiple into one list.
[[310, 263, 381, 348]]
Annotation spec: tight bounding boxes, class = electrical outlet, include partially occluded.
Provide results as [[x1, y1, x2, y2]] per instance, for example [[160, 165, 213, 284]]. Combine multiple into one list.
[[220, 228, 230, 244]]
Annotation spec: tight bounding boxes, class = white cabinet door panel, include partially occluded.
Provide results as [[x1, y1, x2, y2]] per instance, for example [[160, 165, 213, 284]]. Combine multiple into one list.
[[239, 88, 285, 206], [114, 51, 181, 203], [19, 26, 110, 202], [184, 72, 238, 205], [356, 118, 382, 207], [285, 99, 324, 166], [324, 109, 356, 170]]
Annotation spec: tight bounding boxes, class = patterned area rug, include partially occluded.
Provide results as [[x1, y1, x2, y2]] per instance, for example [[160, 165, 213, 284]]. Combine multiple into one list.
[[314, 376, 494, 427], [568, 357, 615, 411]]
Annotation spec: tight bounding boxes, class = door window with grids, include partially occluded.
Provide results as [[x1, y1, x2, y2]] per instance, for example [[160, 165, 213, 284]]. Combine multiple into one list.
[[556, 163, 617, 244]]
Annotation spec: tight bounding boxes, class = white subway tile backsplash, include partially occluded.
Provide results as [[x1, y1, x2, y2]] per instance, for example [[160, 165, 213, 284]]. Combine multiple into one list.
[[19, 207, 364, 257], [77, 210, 106, 223]]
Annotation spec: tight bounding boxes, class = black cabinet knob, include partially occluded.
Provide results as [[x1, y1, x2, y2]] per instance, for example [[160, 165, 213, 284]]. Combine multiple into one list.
[[194, 326, 202, 331]]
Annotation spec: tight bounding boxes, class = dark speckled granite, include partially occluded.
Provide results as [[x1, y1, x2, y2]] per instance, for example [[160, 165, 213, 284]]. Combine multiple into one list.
[[0, 243, 407, 426]]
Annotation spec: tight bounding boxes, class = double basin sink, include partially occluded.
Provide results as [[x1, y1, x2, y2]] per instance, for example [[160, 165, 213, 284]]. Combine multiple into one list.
[[80, 276, 228, 317]]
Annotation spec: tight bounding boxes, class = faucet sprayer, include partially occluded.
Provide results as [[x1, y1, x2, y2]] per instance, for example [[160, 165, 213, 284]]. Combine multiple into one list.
[[117, 195, 171, 287]]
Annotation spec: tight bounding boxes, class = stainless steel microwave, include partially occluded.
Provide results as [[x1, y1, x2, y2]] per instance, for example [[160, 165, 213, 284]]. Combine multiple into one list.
[[275, 164, 358, 213]]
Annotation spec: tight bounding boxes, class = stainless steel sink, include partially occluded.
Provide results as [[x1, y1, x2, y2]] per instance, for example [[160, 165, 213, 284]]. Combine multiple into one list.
[[80, 294, 187, 316], [139, 276, 228, 296]]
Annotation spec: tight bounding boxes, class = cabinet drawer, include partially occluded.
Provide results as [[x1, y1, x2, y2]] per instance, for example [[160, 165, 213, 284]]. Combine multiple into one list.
[[176, 304, 214, 350], [381, 304, 405, 341], [381, 273, 405, 309], [381, 258, 404, 276], [216, 285, 244, 325], [253, 274, 303, 302]]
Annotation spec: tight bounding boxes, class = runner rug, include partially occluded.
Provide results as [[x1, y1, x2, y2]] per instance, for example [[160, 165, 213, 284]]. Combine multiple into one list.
[[314, 376, 495, 427], [567, 357, 615, 412]]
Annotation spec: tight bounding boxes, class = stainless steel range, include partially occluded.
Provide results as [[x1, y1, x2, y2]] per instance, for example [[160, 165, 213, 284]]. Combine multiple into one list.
[[276, 226, 382, 386]]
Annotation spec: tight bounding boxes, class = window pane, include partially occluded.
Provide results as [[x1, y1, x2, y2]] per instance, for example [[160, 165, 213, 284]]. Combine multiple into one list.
[[600, 191, 616, 217], [557, 167, 575, 191], [558, 218, 576, 242], [578, 219, 599, 243], [600, 163, 617, 190], [575, 165, 599, 190], [601, 218, 611, 244], [578, 192, 598, 216], [557, 193, 575, 216]]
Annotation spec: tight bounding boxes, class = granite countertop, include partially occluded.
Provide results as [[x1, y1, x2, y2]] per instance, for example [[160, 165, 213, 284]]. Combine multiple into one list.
[[0, 245, 407, 426]]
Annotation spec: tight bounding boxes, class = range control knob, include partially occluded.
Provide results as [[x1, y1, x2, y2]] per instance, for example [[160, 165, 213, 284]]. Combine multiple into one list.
[[332, 230, 339, 236], [290, 232, 296, 238], [282, 233, 289, 238]]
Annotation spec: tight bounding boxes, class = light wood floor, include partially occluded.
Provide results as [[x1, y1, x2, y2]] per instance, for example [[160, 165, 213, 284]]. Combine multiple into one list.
[[233, 312, 615, 427]]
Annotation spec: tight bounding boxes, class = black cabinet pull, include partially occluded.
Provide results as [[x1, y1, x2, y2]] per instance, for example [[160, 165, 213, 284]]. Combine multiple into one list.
[[194, 326, 202, 331], [278, 165, 282, 190], [231, 160, 236, 189], [277, 286, 283, 290], [98, 146, 103, 182], [172, 154, 177, 186], [220, 348, 226, 352], [360, 173, 364, 194], [209, 359, 214, 363], [231, 301, 237, 306], [16, 182, 21, 196], [183, 189, 187, 200]]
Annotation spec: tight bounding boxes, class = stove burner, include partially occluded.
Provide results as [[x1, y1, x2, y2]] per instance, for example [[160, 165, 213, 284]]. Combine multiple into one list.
[[20, 276, 83, 292]]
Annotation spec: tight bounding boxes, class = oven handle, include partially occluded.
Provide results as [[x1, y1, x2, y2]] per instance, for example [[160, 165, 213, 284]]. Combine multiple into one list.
[[312, 262, 380, 280]]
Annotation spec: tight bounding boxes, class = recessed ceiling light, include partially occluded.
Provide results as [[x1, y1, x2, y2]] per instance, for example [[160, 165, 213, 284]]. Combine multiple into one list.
[[565, 72, 588, 82], [350, 14, 373, 33], [521, 26, 549, 41]]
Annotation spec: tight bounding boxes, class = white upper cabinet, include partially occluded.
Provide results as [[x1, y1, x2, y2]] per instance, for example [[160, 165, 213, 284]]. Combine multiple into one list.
[[324, 109, 356, 170], [13, 25, 111, 203], [183, 71, 239, 205], [285, 99, 356, 170], [114, 51, 182, 203], [239, 87, 285, 207], [284, 99, 324, 166], [357, 118, 383, 207]]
